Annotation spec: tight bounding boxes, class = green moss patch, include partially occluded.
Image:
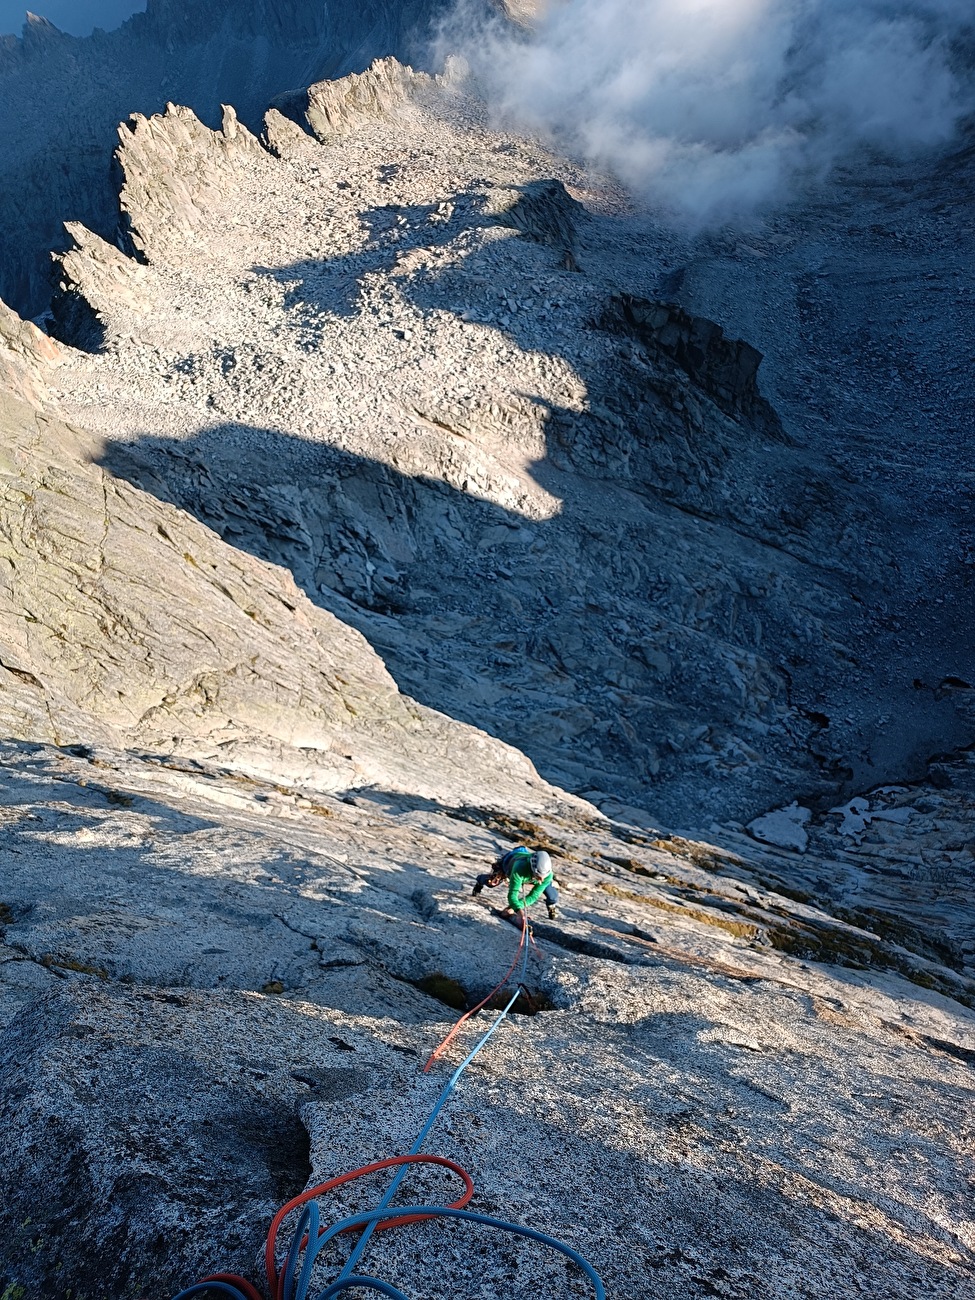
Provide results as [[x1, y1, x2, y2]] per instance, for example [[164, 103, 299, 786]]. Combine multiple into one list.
[[604, 854, 653, 876], [598, 883, 758, 939], [836, 906, 964, 972], [485, 987, 556, 1016], [446, 806, 576, 859], [768, 920, 975, 1008], [41, 954, 109, 980], [97, 786, 134, 807], [649, 835, 738, 874]]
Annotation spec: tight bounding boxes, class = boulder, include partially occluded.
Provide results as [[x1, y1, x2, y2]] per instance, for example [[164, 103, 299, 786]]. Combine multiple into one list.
[[603, 294, 785, 438], [490, 178, 585, 255]]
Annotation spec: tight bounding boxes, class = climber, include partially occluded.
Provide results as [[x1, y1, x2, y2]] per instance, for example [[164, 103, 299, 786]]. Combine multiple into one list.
[[472, 846, 559, 919]]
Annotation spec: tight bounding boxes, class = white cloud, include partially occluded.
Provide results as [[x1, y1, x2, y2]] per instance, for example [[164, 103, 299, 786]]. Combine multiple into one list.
[[437, 0, 975, 225]]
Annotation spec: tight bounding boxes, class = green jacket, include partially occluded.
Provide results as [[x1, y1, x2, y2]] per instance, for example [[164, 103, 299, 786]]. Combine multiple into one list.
[[504, 847, 554, 911]]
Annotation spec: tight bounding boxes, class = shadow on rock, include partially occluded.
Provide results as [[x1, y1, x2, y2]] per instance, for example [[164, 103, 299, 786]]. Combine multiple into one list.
[[92, 173, 974, 825]]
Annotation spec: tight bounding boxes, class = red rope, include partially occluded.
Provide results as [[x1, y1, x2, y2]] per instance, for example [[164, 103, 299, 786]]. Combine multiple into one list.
[[422, 916, 528, 1074], [183, 921, 535, 1298], [187, 1157, 473, 1300], [265, 1155, 474, 1300]]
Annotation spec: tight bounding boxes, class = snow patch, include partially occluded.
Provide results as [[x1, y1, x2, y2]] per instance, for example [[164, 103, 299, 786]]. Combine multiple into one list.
[[747, 801, 812, 853]]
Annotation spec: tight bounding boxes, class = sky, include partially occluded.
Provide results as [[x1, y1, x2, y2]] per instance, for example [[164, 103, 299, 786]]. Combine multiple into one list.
[[0, 1, 145, 37]]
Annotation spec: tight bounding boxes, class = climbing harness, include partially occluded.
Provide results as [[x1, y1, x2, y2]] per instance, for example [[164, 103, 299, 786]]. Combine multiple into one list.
[[172, 917, 604, 1300]]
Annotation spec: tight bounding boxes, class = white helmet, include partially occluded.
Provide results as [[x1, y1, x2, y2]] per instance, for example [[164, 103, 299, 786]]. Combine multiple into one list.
[[531, 850, 552, 879]]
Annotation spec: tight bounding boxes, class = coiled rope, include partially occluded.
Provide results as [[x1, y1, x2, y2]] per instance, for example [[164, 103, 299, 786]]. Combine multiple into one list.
[[173, 915, 604, 1300]]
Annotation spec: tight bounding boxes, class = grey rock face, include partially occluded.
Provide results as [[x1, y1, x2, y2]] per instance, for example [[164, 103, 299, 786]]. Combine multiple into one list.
[[491, 177, 584, 259], [29, 63, 974, 824], [112, 103, 268, 266], [303, 56, 443, 139], [2, 30, 975, 1300], [0, 294, 60, 405], [493, 0, 548, 22], [50, 222, 155, 351], [0, 984, 370, 1299], [0, 388, 558, 810], [0, 742, 973, 1299]]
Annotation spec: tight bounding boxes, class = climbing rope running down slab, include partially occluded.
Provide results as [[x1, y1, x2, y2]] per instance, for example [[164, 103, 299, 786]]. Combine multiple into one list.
[[172, 916, 605, 1300]]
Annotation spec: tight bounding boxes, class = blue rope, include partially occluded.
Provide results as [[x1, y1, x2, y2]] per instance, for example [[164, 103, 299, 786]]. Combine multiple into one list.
[[174, 924, 605, 1300], [282, 1203, 321, 1300], [172, 1287, 256, 1299], [309, 1207, 606, 1299], [317, 1282, 406, 1299], [333, 942, 531, 1287]]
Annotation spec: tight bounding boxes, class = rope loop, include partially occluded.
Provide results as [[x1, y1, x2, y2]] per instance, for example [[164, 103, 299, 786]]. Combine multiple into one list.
[[172, 919, 604, 1300]]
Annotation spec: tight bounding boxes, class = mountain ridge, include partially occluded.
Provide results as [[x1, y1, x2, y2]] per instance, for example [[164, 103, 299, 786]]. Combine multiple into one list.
[[0, 0, 472, 315], [1, 38, 975, 1300]]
